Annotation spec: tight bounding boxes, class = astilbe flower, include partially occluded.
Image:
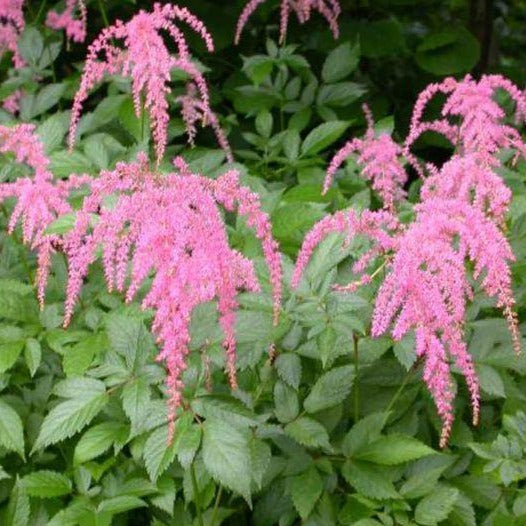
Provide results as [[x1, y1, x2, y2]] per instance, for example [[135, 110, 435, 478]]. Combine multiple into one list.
[[235, 0, 340, 45], [325, 105, 415, 211], [294, 74, 524, 445], [406, 74, 526, 165], [61, 154, 282, 437], [176, 83, 233, 162], [68, 3, 228, 164], [46, 0, 87, 43], [0, 0, 25, 68], [371, 198, 518, 446], [421, 153, 512, 225], [0, 124, 89, 305]]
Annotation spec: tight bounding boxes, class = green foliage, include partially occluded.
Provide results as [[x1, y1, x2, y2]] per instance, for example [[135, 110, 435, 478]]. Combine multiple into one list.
[[0, 1, 523, 525]]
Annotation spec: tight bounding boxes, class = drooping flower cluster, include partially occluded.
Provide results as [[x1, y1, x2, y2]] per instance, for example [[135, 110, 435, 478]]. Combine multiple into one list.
[[235, 0, 340, 44], [325, 106, 415, 211], [59, 155, 281, 436], [406, 74, 526, 164], [0, 0, 25, 68], [293, 75, 523, 446], [0, 124, 89, 305], [371, 198, 517, 445], [46, 0, 87, 43], [68, 3, 231, 164], [176, 83, 233, 163]]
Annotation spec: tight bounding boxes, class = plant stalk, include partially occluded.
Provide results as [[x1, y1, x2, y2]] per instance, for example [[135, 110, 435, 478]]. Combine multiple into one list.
[[191, 463, 204, 526]]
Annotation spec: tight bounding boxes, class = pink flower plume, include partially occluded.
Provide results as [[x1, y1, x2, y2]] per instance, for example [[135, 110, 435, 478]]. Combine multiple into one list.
[[68, 3, 228, 165], [406, 74, 526, 164], [61, 155, 282, 438], [0, 124, 89, 305], [0, 0, 25, 68], [46, 0, 87, 43], [325, 105, 414, 211], [235, 0, 340, 44]]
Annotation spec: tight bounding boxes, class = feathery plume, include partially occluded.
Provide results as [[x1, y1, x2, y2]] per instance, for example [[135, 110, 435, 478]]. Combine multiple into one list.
[[0, 0, 25, 68], [406, 74, 526, 164], [68, 3, 225, 164], [0, 124, 89, 304], [235, 0, 340, 45], [46, 0, 87, 43], [61, 155, 281, 437], [325, 105, 414, 211]]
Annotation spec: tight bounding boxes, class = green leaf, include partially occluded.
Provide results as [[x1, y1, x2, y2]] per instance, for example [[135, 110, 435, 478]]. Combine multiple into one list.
[[0, 280, 38, 322], [24, 338, 41, 377], [255, 110, 273, 138], [74, 422, 128, 465], [290, 465, 323, 519], [341, 412, 388, 457], [49, 151, 93, 178], [416, 28, 480, 75], [400, 454, 456, 499], [97, 496, 146, 515], [33, 392, 108, 451], [322, 41, 360, 83], [63, 334, 102, 377], [21, 470, 72, 498], [191, 395, 259, 427], [304, 365, 354, 413], [0, 399, 25, 459], [342, 460, 399, 500], [242, 55, 275, 85], [53, 377, 106, 399], [301, 121, 350, 156], [119, 98, 148, 143], [318, 325, 337, 368], [37, 113, 68, 153], [0, 341, 24, 373], [275, 353, 302, 389], [0, 466, 10, 481], [414, 485, 459, 525], [21, 83, 65, 120], [5, 479, 29, 526], [283, 129, 300, 162], [143, 425, 178, 482], [122, 376, 151, 431], [174, 423, 201, 471], [250, 437, 271, 489], [317, 82, 366, 107], [285, 416, 332, 450], [106, 314, 153, 371], [355, 434, 434, 465], [274, 380, 299, 423], [450, 493, 476, 526], [202, 419, 252, 502], [272, 202, 326, 251], [476, 364, 505, 398], [44, 213, 77, 236], [393, 334, 416, 370], [18, 27, 44, 67]]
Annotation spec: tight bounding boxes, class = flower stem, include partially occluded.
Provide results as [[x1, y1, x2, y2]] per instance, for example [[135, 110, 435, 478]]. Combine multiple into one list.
[[33, 0, 48, 24], [353, 332, 360, 422], [209, 485, 223, 526], [385, 363, 418, 415], [191, 463, 204, 526], [97, 0, 110, 28]]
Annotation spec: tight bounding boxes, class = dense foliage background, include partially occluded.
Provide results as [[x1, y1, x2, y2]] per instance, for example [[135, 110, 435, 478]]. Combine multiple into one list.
[[0, 0, 525, 525]]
